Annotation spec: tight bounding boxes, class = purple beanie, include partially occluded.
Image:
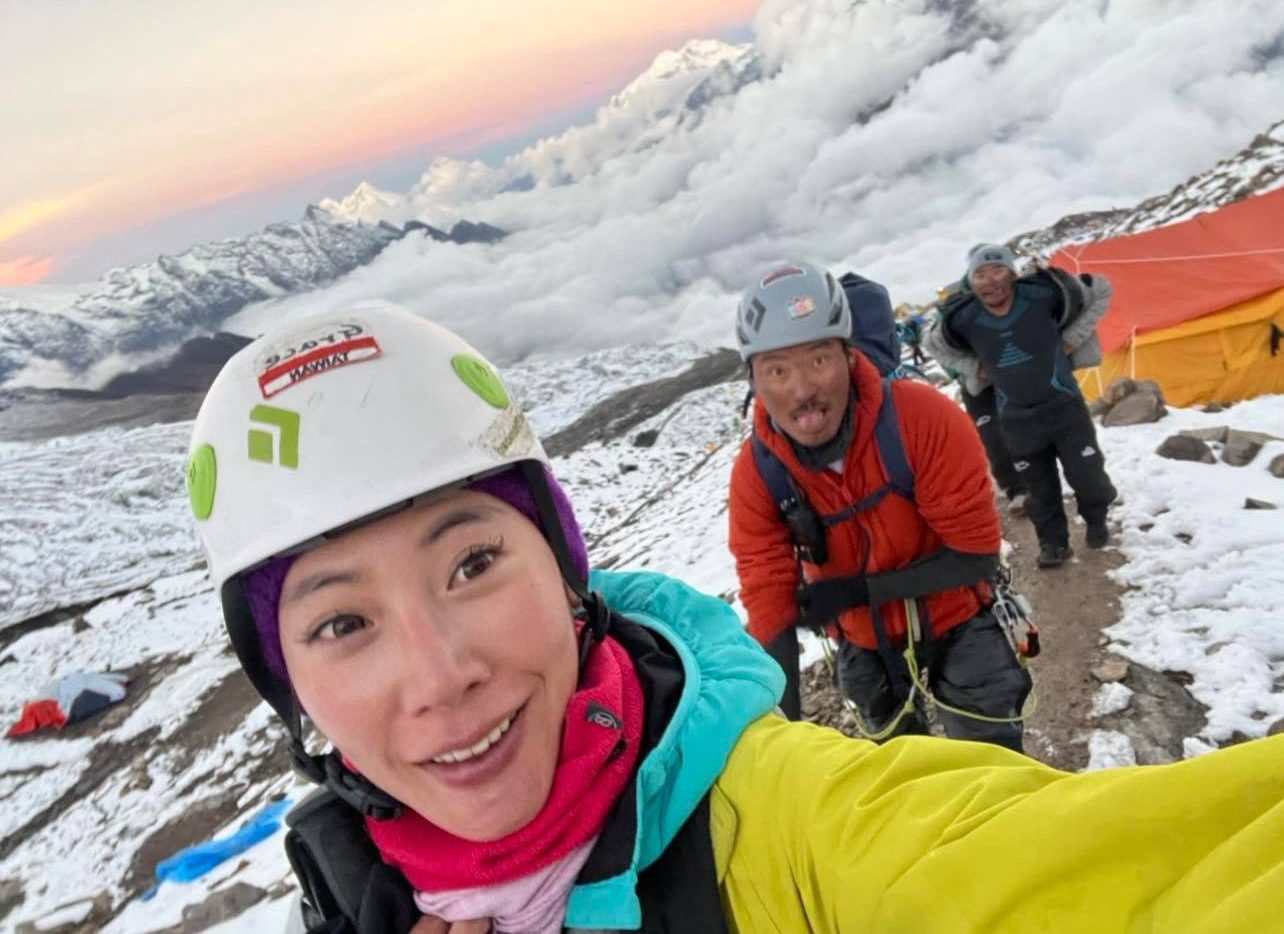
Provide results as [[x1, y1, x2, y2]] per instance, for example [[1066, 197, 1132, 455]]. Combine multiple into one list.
[[242, 465, 589, 682]]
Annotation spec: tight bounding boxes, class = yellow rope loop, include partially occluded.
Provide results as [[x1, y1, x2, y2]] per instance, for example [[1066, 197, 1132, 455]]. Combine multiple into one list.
[[820, 636, 922, 741], [819, 603, 1040, 738]]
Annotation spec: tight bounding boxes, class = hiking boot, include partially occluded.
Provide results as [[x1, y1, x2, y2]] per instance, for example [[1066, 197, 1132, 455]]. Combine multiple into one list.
[[1007, 493, 1028, 517], [1037, 542, 1073, 568], [1086, 521, 1110, 549]]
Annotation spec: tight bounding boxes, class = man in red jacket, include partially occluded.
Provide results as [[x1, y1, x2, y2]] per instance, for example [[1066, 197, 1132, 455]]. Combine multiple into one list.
[[728, 261, 1031, 750]]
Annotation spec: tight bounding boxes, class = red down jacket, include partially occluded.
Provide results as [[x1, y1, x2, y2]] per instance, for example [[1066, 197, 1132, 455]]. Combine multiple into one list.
[[729, 351, 1001, 649]]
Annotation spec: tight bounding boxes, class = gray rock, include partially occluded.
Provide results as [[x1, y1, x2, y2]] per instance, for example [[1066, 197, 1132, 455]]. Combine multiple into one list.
[[1088, 397, 1110, 418], [179, 882, 267, 931], [1094, 662, 1208, 765], [1227, 429, 1278, 447], [1222, 431, 1264, 467], [15, 893, 111, 934], [1134, 379, 1166, 403], [1103, 390, 1168, 426], [1100, 378, 1136, 406], [1270, 453, 1284, 479], [1155, 434, 1215, 463], [1179, 426, 1229, 444], [1245, 498, 1278, 510], [1269, 718, 1284, 737], [1091, 656, 1130, 683]]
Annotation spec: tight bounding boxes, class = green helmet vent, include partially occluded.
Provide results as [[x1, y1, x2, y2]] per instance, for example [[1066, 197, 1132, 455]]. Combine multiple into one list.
[[451, 354, 510, 409], [187, 444, 217, 520]]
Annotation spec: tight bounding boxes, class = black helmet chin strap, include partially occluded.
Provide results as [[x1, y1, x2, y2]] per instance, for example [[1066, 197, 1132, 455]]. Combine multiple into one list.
[[284, 696, 404, 822]]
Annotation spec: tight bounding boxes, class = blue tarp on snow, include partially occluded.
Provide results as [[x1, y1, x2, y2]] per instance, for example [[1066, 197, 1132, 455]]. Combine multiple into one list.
[[148, 798, 292, 892]]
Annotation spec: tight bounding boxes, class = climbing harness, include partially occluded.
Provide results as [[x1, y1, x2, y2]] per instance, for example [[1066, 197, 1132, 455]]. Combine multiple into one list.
[[821, 569, 1041, 741]]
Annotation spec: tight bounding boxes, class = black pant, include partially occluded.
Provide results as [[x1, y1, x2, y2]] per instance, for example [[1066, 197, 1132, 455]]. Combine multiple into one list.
[[765, 627, 802, 721], [959, 383, 1024, 499], [1000, 393, 1117, 548], [835, 611, 1031, 752]]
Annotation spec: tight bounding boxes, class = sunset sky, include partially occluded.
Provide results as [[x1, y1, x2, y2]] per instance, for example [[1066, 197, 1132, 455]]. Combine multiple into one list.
[[0, 0, 758, 285]]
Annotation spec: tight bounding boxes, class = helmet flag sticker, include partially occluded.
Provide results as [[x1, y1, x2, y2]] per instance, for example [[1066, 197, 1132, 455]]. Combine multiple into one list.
[[760, 265, 806, 289], [452, 354, 510, 409], [255, 319, 381, 399], [187, 444, 217, 520], [789, 295, 817, 319], [247, 405, 301, 468]]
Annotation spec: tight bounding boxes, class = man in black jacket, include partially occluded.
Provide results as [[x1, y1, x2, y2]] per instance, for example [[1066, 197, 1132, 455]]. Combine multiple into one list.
[[924, 244, 1117, 568]]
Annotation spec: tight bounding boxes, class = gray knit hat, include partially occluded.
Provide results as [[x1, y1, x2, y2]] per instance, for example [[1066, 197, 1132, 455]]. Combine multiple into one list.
[[966, 243, 1017, 277]]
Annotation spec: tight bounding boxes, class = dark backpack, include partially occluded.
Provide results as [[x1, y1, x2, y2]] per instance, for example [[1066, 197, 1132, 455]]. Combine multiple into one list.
[[840, 272, 902, 375]]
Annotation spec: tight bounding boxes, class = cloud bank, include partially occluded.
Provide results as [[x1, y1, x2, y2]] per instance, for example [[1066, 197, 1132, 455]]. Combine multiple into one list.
[[229, 0, 1284, 365]]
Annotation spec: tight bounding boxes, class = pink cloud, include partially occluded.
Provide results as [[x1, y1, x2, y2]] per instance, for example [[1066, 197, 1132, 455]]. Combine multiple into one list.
[[0, 255, 56, 286]]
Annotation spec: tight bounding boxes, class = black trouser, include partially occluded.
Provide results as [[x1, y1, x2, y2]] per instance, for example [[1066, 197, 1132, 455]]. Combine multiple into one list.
[[999, 393, 1117, 548], [959, 383, 1024, 499], [835, 611, 1031, 752], [765, 627, 802, 721]]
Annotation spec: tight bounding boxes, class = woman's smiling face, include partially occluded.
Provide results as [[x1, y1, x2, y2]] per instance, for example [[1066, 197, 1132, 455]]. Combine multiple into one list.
[[277, 488, 579, 841]]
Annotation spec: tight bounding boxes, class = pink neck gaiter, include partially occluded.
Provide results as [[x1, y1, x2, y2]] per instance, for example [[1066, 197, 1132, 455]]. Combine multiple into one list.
[[366, 635, 643, 892]]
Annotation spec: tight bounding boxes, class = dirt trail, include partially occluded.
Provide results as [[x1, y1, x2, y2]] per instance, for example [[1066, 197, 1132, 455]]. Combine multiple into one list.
[[1003, 504, 1127, 770]]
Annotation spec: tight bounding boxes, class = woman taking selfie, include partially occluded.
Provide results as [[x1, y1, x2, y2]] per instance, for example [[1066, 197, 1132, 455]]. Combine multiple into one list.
[[187, 305, 1283, 933]]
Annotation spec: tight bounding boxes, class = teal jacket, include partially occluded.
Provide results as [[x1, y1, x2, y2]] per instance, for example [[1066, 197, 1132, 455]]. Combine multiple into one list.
[[565, 569, 784, 929]]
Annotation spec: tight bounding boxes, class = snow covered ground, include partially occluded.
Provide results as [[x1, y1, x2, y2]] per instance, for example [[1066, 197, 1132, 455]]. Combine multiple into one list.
[[2, 336, 1282, 927], [1090, 395, 1284, 764]]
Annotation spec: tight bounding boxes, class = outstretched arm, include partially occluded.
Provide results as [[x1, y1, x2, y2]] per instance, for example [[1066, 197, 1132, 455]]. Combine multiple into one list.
[[715, 717, 1284, 934]]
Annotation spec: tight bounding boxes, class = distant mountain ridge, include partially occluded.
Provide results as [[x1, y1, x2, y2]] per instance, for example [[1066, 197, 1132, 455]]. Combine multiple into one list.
[[0, 207, 504, 389], [1014, 119, 1284, 257]]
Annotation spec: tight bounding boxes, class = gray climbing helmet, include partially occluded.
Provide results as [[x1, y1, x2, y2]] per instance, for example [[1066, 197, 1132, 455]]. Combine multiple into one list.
[[735, 262, 850, 361]]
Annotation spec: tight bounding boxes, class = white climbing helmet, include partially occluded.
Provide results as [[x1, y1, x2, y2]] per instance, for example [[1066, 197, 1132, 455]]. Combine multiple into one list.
[[186, 304, 547, 590]]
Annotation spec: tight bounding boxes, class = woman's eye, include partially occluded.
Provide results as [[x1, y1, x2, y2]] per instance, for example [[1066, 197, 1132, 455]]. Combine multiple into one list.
[[452, 546, 499, 586], [312, 614, 367, 641]]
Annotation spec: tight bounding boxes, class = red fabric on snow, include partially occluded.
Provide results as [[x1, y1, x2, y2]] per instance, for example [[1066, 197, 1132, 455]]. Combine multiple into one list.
[[6, 699, 68, 737]]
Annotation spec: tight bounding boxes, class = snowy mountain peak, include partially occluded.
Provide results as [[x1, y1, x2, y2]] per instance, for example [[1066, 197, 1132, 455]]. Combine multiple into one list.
[[609, 38, 753, 115], [318, 181, 407, 225]]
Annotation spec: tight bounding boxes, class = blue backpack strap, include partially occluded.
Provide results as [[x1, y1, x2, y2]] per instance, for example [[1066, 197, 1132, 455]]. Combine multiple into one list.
[[873, 377, 914, 502], [750, 432, 796, 514]]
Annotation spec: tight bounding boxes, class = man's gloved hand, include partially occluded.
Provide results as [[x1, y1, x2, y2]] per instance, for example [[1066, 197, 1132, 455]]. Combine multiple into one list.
[[796, 575, 870, 627]]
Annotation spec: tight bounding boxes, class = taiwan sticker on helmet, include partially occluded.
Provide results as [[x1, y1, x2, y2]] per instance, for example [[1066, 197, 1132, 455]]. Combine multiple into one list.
[[789, 296, 816, 319], [254, 319, 382, 399]]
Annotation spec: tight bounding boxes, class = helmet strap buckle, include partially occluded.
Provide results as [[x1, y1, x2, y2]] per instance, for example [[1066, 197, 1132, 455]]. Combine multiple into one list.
[[576, 592, 611, 670]]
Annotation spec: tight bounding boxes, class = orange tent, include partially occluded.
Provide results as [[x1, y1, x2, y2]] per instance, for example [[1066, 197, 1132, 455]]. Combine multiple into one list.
[[1051, 187, 1284, 406]]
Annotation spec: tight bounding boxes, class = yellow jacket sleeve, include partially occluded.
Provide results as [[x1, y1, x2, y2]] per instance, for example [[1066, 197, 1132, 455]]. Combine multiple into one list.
[[710, 715, 1284, 933]]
